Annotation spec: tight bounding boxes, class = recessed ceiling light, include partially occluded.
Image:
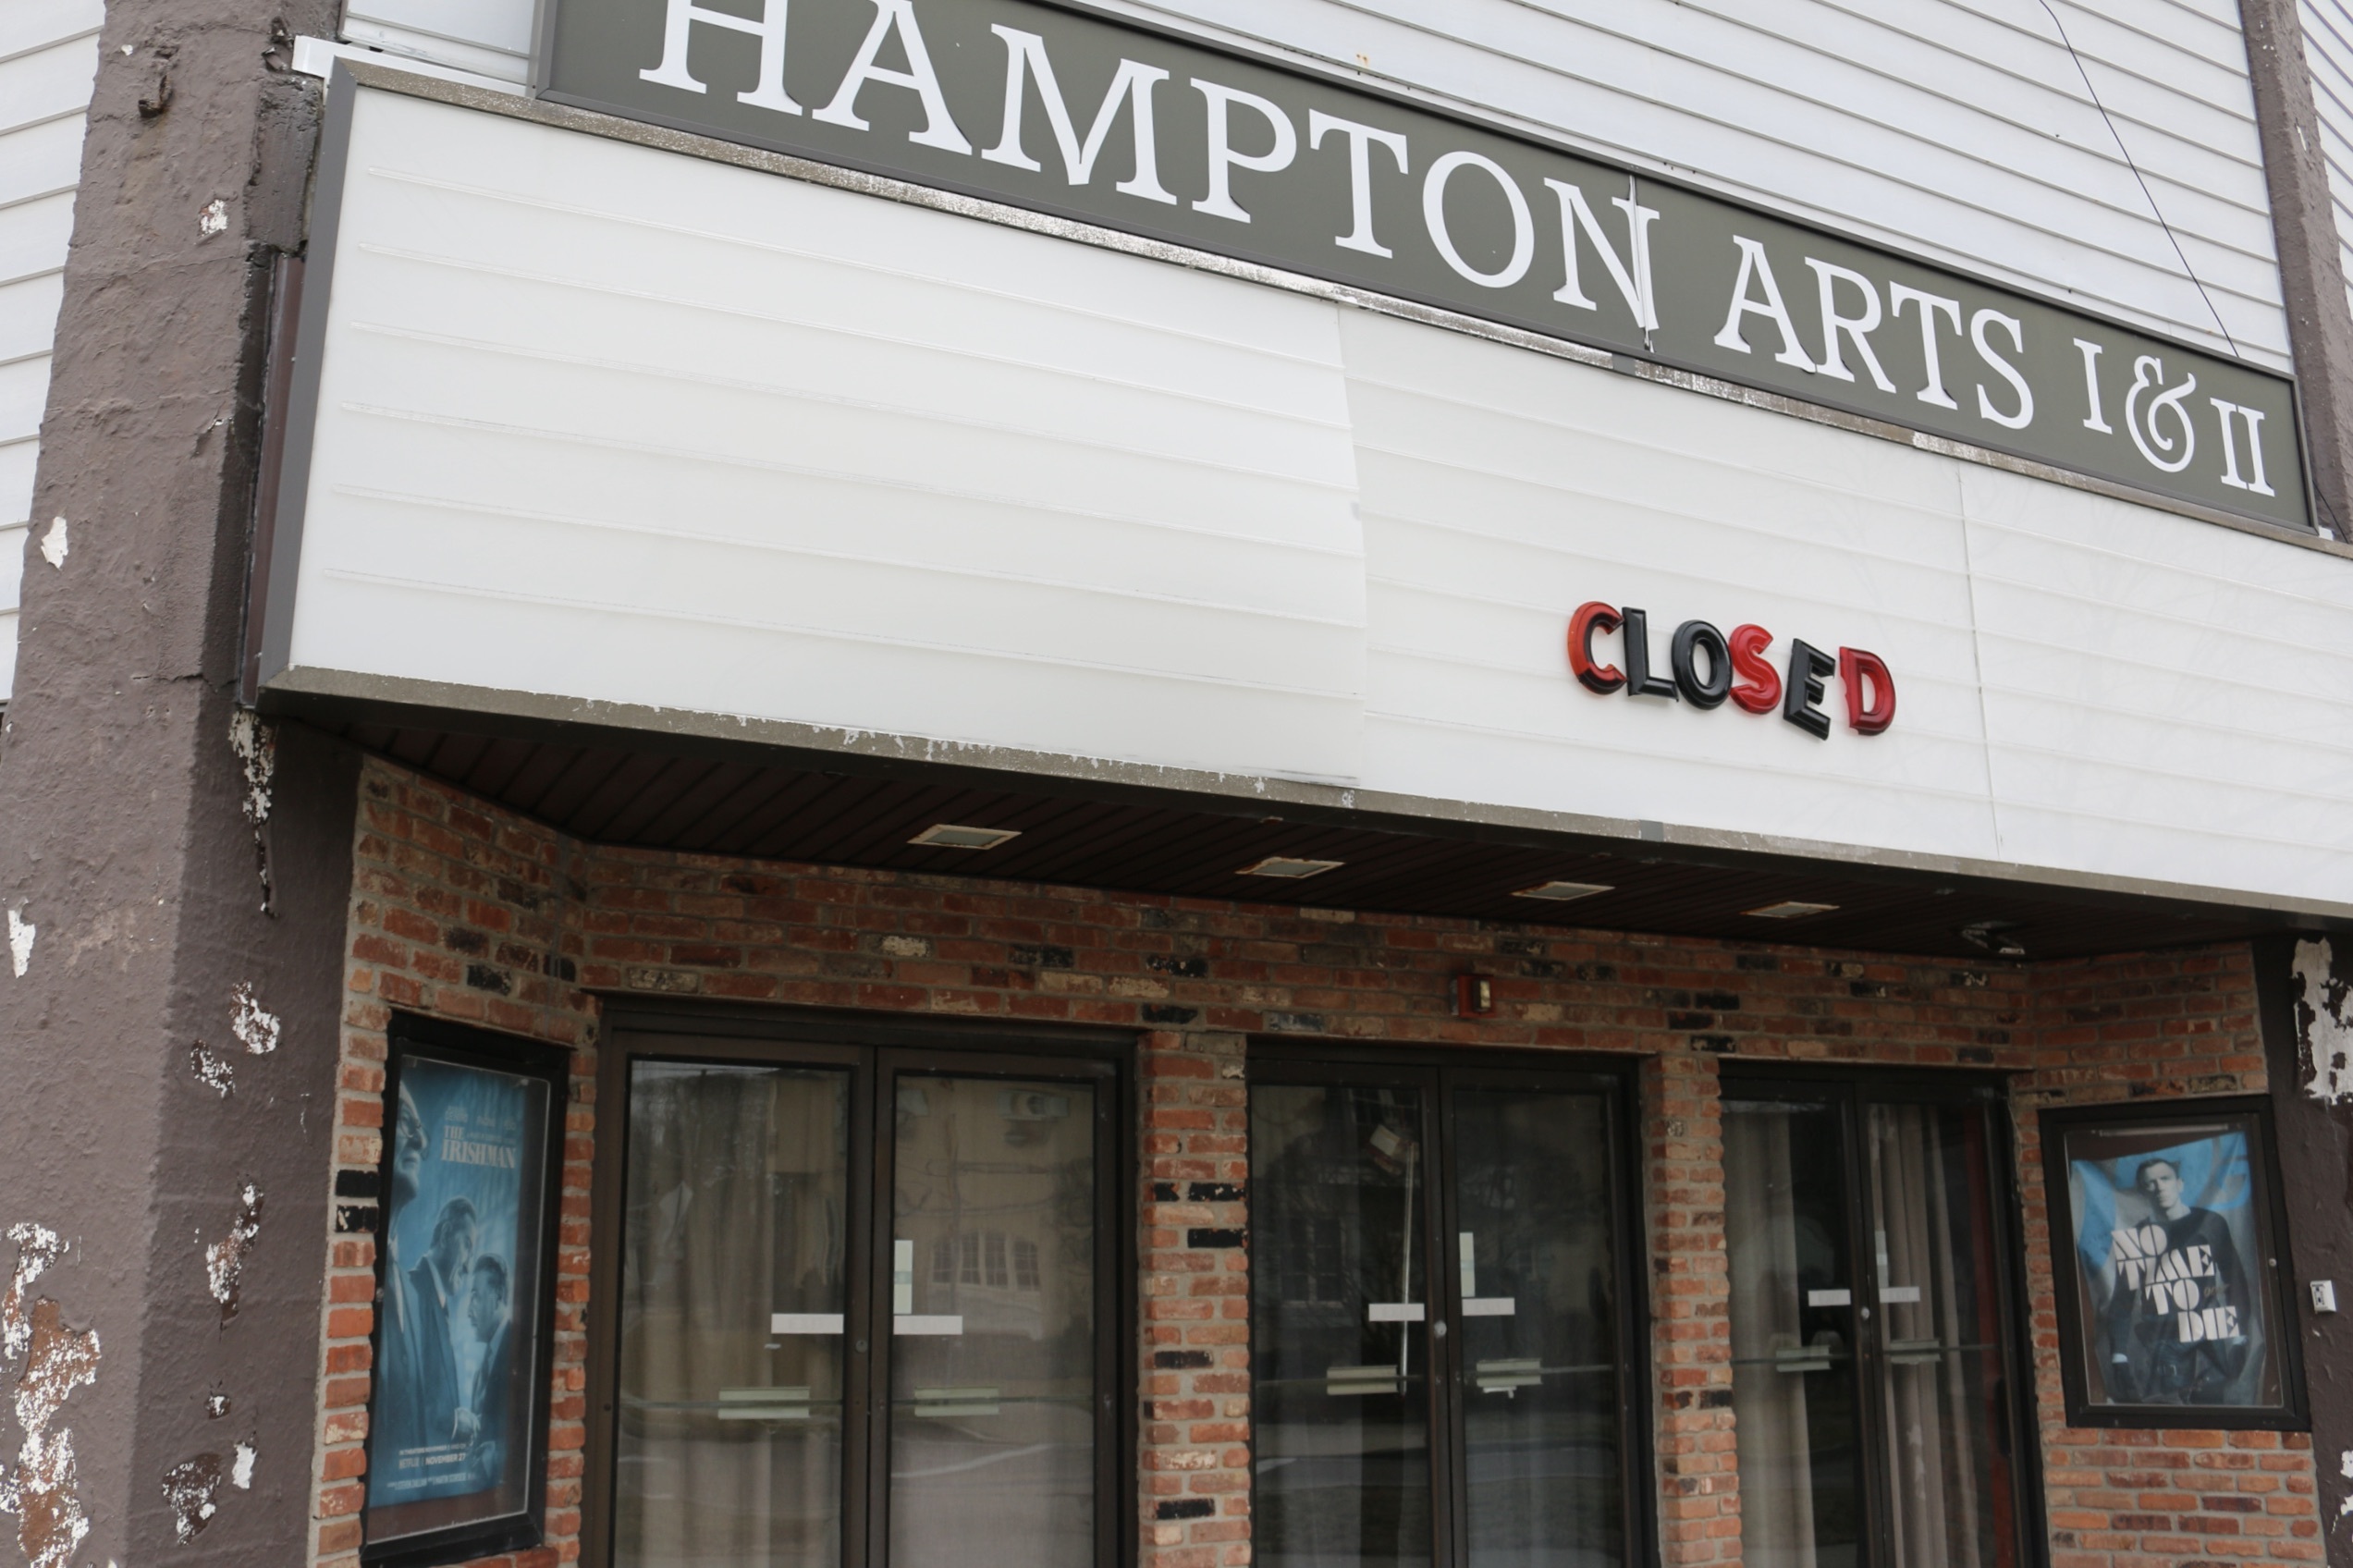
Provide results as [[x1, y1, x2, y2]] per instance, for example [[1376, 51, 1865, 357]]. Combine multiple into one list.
[[1513, 879, 1614, 902], [1239, 855, 1343, 878], [1744, 900, 1839, 919], [908, 823, 1021, 851]]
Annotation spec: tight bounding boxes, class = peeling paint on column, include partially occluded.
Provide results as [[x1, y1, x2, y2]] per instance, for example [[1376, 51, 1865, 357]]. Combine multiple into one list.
[[188, 1044, 234, 1097], [1, 1228, 64, 1365], [228, 712, 273, 825], [160, 1453, 222, 1543], [6, 911, 31, 978], [0, 1227, 97, 1568], [35, 519, 65, 570], [228, 714, 276, 913], [202, 1185, 262, 1325], [228, 983, 278, 1056], [229, 1440, 253, 1490], [2292, 937, 2353, 1103]]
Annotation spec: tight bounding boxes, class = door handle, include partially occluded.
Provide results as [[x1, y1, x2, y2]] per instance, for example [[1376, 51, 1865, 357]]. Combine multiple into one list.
[[1458, 1231, 1515, 1317]]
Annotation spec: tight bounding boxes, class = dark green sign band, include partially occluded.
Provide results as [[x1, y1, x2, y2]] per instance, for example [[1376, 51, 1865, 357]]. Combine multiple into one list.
[[540, 0, 2310, 531]]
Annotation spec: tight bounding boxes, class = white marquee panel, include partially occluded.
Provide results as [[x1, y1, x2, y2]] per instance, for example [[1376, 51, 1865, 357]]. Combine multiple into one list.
[[271, 86, 2353, 913]]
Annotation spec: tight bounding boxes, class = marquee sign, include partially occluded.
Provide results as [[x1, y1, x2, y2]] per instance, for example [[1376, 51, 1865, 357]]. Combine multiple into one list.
[[1568, 602, 1894, 740], [536, 0, 2310, 532]]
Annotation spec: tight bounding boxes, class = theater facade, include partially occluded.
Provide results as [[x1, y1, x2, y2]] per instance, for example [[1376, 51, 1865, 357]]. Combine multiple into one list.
[[11, 2, 2353, 1567]]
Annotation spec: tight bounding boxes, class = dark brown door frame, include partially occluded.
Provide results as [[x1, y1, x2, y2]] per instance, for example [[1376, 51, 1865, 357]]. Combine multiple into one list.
[[1717, 1064, 2047, 1568], [1246, 1041, 1659, 1568], [582, 1001, 1137, 1568]]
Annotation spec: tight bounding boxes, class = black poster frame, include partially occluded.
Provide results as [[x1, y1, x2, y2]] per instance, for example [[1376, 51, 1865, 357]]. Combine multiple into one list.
[[2039, 1094, 2309, 1430], [362, 1012, 571, 1568]]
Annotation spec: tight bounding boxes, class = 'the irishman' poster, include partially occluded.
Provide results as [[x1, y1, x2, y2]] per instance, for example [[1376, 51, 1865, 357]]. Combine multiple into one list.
[[365, 1033, 557, 1562], [2061, 1115, 2279, 1412]]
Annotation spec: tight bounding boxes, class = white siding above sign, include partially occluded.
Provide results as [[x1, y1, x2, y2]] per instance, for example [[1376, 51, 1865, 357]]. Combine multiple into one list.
[[0, 0, 102, 703], [1111, 0, 2289, 368], [373, 0, 2287, 366], [267, 83, 2353, 914], [340, 0, 532, 83]]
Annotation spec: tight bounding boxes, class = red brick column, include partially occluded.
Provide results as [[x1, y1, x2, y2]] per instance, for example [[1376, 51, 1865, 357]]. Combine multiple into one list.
[[308, 771, 599, 1567], [1140, 1027, 1252, 1568], [1647, 1049, 1739, 1566], [2017, 949, 2321, 1568]]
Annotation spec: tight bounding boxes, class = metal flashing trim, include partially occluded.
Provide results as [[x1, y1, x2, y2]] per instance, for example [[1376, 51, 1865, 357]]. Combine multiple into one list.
[[256, 662, 2353, 927], [317, 61, 2351, 558]]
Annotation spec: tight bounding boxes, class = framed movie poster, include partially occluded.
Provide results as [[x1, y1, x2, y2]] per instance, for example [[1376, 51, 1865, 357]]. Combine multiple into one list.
[[363, 1014, 569, 1566], [2040, 1097, 2305, 1429]]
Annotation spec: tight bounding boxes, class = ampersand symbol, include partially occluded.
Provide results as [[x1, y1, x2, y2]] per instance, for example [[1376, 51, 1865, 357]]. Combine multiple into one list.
[[2125, 355, 2198, 473]]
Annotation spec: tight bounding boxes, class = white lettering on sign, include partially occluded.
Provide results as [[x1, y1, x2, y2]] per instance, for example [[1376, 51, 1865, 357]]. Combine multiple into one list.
[[1192, 79, 1295, 225], [983, 28, 1175, 203], [1310, 110, 1410, 259], [812, 0, 973, 153], [575, 0, 2309, 526]]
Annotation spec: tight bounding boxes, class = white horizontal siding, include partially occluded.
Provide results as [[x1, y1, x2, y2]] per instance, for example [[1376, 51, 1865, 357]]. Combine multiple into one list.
[[1344, 309, 1998, 864], [276, 86, 2353, 910], [1341, 304, 2353, 905], [396, 0, 2286, 366], [1114, 0, 2286, 365], [2302, 0, 2353, 325], [339, 0, 530, 84], [0, 0, 101, 701], [286, 88, 1367, 784]]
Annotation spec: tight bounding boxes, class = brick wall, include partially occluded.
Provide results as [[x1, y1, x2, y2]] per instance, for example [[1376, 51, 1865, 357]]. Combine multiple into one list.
[[306, 756, 2320, 1568], [2019, 951, 2322, 1568], [312, 771, 600, 1568]]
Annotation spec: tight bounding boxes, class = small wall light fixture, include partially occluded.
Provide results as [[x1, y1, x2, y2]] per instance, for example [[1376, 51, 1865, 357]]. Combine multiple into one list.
[[1453, 973, 1496, 1018]]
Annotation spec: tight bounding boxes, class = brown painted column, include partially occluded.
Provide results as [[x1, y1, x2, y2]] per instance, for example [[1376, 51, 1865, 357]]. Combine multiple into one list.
[[2241, 0, 2353, 540], [2256, 933, 2353, 1550], [0, 4, 356, 1563]]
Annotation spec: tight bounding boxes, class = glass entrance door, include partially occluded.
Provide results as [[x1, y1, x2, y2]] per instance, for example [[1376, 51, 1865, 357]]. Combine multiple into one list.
[[1722, 1076, 2029, 1568], [1249, 1056, 1644, 1568], [596, 1022, 1121, 1568]]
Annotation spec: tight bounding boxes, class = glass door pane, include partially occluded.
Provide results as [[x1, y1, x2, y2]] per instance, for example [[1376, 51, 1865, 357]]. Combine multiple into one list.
[[1722, 1097, 1865, 1568], [885, 1074, 1097, 1568], [1251, 1083, 1434, 1568], [1450, 1088, 1624, 1568], [615, 1060, 852, 1568], [1865, 1102, 2018, 1568]]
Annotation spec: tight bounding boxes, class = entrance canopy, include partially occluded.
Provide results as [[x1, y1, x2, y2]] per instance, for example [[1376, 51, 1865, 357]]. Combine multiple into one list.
[[251, 73, 2353, 960]]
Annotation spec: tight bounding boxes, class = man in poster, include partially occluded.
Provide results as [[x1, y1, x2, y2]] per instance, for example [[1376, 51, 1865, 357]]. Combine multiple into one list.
[[407, 1197, 480, 1456], [457, 1255, 516, 1490], [2098, 1156, 2252, 1403]]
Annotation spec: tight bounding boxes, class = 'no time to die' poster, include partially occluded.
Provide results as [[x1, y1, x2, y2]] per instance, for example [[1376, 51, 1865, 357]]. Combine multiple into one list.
[[2059, 1112, 2281, 1413]]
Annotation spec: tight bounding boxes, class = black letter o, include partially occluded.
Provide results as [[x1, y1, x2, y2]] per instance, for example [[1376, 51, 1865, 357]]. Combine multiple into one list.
[[1672, 620, 1731, 708]]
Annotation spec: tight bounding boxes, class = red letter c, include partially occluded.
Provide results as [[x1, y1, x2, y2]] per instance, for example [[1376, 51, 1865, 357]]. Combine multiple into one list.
[[1569, 602, 1625, 693]]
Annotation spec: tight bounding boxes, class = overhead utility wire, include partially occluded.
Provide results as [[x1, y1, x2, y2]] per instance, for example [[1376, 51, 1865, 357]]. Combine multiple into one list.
[[2031, 0, 2241, 358]]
